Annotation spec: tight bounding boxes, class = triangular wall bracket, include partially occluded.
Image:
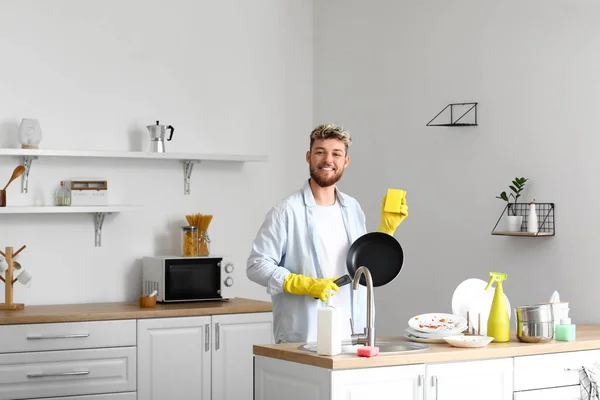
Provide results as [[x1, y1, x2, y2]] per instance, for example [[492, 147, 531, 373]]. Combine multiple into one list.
[[426, 102, 478, 126]]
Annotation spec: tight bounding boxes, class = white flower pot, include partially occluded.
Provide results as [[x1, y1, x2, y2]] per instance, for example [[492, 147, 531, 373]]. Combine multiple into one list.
[[507, 216, 523, 232]]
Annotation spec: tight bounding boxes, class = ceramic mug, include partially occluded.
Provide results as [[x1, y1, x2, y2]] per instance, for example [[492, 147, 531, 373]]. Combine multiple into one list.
[[17, 269, 32, 287], [0, 258, 7, 273]]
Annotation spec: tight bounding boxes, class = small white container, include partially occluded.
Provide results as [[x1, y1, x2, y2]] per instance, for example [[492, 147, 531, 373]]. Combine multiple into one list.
[[68, 179, 108, 206], [317, 293, 341, 356], [527, 202, 538, 233]]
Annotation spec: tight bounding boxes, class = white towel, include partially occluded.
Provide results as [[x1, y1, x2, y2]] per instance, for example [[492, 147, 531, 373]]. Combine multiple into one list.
[[580, 363, 600, 400]]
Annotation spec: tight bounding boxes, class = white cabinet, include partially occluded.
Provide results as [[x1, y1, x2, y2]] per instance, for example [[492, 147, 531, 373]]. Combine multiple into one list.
[[139, 312, 273, 400], [138, 315, 212, 400], [332, 364, 425, 400], [254, 356, 512, 400], [425, 358, 513, 400], [212, 312, 274, 400], [0, 320, 137, 400]]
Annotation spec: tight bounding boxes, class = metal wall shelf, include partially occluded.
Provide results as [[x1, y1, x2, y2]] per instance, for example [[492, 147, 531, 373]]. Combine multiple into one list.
[[427, 102, 478, 127], [491, 203, 555, 237]]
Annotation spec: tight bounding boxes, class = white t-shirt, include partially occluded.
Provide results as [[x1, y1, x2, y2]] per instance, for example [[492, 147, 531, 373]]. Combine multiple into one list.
[[313, 202, 352, 341]]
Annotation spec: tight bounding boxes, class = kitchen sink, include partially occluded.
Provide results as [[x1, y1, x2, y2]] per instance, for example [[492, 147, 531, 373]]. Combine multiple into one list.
[[299, 339, 430, 355]]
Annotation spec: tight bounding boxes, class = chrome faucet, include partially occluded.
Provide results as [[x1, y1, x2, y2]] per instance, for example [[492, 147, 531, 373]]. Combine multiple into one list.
[[350, 266, 375, 347]]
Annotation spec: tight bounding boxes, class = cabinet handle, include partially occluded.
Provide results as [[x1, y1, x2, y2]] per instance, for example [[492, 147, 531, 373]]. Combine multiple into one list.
[[205, 324, 210, 352], [431, 375, 438, 400], [27, 370, 89, 378], [215, 322, 220, 350], [417, 375, 424, 400], [27, 333, 89, 340]]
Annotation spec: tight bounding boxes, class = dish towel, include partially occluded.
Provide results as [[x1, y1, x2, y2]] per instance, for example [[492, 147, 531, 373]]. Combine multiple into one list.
[[580, 363, 600, 400]]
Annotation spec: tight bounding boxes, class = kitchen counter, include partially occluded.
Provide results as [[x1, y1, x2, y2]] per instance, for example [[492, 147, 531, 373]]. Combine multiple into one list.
[[253, 324, 600, 370], [0, 297, 272, 325]]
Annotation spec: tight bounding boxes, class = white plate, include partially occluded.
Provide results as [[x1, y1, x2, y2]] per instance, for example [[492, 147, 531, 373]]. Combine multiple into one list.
[[404, 335, 450, 344], [443, 335, 494, 348], [451, 278, 511, 335], [405, 326, 466, 339], [408, 313, 467, 333]]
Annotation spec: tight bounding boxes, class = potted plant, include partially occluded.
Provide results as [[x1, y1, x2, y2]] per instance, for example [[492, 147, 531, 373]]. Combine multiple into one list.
[[496, 177, 528, 232]]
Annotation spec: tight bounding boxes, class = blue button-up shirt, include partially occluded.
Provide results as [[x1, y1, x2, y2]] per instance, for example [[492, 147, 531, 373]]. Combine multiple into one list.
[[247, 180, 367, 343]]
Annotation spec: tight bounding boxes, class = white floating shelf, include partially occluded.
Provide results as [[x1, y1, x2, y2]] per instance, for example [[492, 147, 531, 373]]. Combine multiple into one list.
[[0, 205, 139, 214], [0, 205, 140, 247], [0, 148, 268, 162], [0, 148, 268, 194]]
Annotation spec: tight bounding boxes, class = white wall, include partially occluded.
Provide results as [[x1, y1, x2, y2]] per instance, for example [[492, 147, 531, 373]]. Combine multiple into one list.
[[0, 0, 313, 305], [314, 0, 600, 335]]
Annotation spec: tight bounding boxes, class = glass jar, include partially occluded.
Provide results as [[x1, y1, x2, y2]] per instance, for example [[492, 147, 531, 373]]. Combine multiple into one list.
[[181, 226, 199, 257], [55, 181, 71, 206], [198, 231, 210, 256]]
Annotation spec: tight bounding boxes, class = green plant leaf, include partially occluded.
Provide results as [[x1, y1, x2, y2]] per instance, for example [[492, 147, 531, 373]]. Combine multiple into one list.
[[510, 185, 518, 193]]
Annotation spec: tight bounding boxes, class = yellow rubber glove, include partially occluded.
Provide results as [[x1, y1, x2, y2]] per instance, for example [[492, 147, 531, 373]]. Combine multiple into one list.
[[377, 190, 408, 236], [283, 273, 339, 302]]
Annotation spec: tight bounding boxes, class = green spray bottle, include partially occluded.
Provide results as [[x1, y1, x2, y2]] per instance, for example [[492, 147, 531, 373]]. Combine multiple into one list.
[[485, 272, 510, 343]]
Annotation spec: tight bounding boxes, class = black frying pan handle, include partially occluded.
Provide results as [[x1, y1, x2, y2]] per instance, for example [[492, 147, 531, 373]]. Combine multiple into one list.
[[334, 274, 352, 288], [313, 275, 353, 299]]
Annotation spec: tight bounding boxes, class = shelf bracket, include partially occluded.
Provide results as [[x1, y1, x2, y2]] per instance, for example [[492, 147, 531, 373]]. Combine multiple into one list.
[[94, 213, 107, 247], [21, 156, 37, 194], [183, 161, 198, 195]]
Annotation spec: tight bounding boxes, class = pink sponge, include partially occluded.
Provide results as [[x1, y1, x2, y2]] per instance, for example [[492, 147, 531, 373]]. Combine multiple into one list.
[[357, 346, 379, 358]]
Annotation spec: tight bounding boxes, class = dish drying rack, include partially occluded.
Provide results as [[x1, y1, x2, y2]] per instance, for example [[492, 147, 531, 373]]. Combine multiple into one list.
[[464, 311, 481, 336]]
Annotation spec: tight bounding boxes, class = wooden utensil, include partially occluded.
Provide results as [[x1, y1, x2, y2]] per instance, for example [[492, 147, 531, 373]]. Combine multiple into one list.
[[3, 166, 25, 191]]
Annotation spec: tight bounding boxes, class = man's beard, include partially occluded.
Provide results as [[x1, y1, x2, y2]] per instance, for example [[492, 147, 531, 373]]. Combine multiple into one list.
[[309, 164, 344, 188]]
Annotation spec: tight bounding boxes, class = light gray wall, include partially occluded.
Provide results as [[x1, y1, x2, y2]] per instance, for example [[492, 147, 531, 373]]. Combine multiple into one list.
[[314, 0, 600, 336], [0, 0, 313, 305]]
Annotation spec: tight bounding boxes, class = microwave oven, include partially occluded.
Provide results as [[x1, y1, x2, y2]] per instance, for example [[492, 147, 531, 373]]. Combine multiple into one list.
[[142, 256, 234, 302]]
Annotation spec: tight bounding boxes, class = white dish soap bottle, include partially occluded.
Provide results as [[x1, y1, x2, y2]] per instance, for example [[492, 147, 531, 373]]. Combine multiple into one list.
[[317, 291, 341, 356], [527, 200, 538, 234]]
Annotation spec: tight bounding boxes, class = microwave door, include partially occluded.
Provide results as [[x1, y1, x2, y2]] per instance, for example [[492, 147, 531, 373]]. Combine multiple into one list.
[[165, 262, 221, 302]]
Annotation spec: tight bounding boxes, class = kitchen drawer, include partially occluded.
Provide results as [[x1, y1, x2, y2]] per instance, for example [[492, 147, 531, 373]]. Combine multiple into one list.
[[34, 393, 136, 400], [514, 349, 600, 391], [0, 320, 136, 353], [0, 346, 136, 400], [513, 385, 580, 399]]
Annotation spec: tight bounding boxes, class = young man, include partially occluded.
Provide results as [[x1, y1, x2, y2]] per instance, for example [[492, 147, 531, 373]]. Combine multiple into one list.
[[247, 124, 407, 343]]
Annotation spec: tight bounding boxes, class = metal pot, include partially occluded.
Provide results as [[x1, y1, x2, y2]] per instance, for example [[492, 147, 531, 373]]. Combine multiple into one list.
[[515, 304, 554, 343]]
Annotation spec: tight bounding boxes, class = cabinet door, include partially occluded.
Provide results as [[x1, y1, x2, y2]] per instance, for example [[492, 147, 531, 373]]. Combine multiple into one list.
[[332, 364, 426, 400], [426, 358, 512, 400], [212, 312, 273, 400], [513, 385, 581, 400], [138, 316, 211, 400]]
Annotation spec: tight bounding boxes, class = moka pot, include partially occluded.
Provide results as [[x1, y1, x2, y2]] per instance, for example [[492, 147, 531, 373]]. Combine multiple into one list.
[[147, 120, 175, 153]]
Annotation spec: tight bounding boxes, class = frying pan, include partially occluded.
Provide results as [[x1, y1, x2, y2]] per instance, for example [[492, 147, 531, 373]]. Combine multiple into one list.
[[335, 232, 404, 288]]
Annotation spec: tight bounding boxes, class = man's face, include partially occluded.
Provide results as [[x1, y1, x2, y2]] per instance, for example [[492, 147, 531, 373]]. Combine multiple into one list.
[[306, 138, 350, 188]]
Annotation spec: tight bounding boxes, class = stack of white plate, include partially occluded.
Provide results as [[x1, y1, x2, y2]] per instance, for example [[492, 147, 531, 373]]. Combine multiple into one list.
[[404, 313, 468, 344]]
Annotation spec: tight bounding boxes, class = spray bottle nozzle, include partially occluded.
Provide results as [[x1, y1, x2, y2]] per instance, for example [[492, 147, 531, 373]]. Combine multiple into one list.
[[485, 272, 508, 290]]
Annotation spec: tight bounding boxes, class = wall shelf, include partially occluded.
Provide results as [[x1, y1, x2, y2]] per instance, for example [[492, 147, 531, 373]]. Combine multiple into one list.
[[491, 203, 555, 237], [0, 205, 140, 247], [427, 102, 478, 127], [0, 149, 268, 195]]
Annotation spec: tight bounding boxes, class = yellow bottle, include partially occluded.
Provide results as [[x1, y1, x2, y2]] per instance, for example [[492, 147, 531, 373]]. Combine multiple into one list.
[[485, 272, 510, 343]]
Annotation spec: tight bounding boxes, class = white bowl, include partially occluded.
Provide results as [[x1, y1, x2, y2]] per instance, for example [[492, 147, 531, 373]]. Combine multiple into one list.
[[443, 335, 494, 348]]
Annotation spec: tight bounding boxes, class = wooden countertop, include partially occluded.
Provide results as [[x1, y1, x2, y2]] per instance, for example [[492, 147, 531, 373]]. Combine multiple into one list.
[[254, 325, 600, 370], [0, 297, 272, 325]]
